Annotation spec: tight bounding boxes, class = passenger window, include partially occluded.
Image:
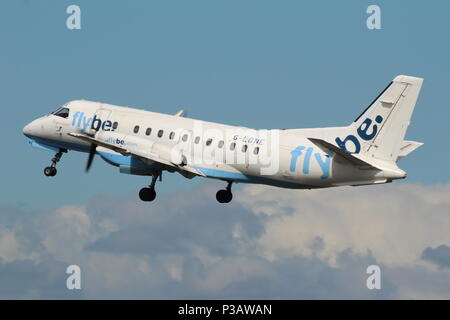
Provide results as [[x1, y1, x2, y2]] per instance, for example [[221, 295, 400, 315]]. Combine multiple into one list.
[[206, 138, 212, 146], [52, 107, 70, 119], [158, 129, 164, 138], [133, 125, 140, 134], [242, 145, 248, 152], [169, 132, 175, 140], [182, 134, 188, 142], [230, 142, 236, 151], [113, 122, 119, 130], [218, 140, 224, 148], [145, 128, 151, 136], [254, 146, 260, 155], [194, 136, 200, 144]]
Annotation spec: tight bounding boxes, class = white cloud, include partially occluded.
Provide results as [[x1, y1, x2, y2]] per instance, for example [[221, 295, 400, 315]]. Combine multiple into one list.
[[0, 226, 26, 262], [40, 205, 94, 261], [0, 182, 450, 298], [238, 183, 450, 268]]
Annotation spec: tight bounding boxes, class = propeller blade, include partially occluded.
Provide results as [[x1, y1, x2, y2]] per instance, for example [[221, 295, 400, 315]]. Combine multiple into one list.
[[86, 144, 97, 172]]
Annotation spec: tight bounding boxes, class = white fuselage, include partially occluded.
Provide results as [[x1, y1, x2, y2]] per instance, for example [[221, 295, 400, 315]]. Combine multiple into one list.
[[23, 100, 392, 189]]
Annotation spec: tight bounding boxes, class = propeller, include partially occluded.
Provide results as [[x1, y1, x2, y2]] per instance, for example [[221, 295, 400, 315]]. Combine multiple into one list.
[[86, 143, 97, 172]]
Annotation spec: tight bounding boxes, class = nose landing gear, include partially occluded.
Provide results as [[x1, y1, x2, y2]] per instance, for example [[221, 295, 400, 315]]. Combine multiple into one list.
[[139, 171, 161, 202], [216, 181, 233, 203], [44, 166, 57, 177], [44, 150, 65, 177]]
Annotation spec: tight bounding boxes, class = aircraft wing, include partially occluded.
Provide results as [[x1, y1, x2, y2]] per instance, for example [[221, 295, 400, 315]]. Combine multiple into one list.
[[69, 132, 128, 154], [68, 131, 206, 177]]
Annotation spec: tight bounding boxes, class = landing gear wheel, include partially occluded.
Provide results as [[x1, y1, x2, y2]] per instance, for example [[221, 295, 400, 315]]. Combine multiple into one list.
[[138, 171, 161, 202], [139, 187, 156, 202], [44, 166, 57, 177], [44, 150, 65, 177], [216, 189, 232, 203]]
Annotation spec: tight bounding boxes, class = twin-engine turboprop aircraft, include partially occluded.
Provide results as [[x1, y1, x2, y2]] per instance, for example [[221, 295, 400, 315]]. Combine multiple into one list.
[[23, 75, 423, 203]]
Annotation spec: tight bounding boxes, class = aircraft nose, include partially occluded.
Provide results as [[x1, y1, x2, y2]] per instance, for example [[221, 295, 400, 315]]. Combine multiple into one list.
[[23, 123, 31, 136], [23, 120, 38, 138]]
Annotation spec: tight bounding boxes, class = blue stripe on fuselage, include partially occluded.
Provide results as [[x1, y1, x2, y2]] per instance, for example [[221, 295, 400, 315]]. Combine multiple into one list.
[[27, 136, 90, 152], [26, 136, 158, 171], [27, 137, 319, 188], [194, 166, 319, 189]]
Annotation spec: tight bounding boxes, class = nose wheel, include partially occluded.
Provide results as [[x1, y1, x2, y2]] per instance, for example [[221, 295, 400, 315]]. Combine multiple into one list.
[[216, 181, 233, 203], [44, 166, 57, 177], [139, 171, 161, 202], [44, 150, 65, 177]]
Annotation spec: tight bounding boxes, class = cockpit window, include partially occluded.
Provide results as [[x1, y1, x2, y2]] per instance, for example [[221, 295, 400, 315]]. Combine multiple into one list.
[[52, 107, 70, 119]]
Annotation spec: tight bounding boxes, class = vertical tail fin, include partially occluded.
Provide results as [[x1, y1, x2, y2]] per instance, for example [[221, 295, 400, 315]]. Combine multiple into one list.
[[336, 75, 424, 162]]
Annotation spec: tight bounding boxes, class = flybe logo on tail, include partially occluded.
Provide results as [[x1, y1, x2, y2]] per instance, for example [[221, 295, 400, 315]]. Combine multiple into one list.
[[335, 115, 383, 154], [71, 112, 114, 132]]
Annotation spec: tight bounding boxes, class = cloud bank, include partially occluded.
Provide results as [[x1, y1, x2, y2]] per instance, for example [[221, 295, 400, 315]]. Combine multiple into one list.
[[1, 181, 450, 299]]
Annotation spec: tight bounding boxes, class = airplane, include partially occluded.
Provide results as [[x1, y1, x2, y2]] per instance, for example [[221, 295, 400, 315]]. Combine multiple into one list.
[[22, 75, 424, 203]]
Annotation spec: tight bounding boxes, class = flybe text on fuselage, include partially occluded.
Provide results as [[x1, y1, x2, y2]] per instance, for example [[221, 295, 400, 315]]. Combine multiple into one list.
[[72, 112, 114, 132]]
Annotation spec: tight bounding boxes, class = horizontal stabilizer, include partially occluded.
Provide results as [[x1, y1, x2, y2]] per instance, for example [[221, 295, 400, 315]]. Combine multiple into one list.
[[308, 137, 380, 169], [397, 140, 423, 160]]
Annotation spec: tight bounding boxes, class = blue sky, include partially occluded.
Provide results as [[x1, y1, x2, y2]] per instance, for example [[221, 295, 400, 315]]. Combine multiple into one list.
[[1, 0, 449, 208]]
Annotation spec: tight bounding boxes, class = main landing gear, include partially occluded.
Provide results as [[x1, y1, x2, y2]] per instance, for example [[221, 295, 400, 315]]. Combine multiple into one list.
[[139, 171, 161, 202], [216, 181, 233, 203], [44, 150, 65, 177]]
